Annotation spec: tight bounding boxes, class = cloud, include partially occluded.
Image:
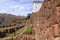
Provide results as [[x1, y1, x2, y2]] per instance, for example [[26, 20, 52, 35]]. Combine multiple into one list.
[[19, 7, 26, 11], [10, 5, 29, 12], [10, 5, 20, 10], [0, 10, 7, 13], [20, 7, 25, 10]]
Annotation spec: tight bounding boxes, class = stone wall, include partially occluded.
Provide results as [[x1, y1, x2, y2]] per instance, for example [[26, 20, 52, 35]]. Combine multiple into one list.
[[30, 0, 60, 40]]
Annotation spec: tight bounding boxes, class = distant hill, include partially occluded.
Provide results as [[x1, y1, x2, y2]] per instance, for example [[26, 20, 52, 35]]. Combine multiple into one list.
[[0, 13, 26, 27]]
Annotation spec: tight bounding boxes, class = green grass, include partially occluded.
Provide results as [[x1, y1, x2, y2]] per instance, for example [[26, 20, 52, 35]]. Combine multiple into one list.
[[5, 29, 21, 38], [24, 27, 32, 34]]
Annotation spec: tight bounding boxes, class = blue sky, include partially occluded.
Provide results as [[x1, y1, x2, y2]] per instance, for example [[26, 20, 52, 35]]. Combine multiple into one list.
[[0, 0, 43, 16]]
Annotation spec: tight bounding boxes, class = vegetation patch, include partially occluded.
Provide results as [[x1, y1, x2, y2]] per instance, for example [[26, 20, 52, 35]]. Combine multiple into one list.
[[24, 27, 32, 34]]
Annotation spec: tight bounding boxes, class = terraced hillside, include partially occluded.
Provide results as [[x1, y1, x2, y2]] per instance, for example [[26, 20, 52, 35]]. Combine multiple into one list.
[[0, 13, 26, 39]]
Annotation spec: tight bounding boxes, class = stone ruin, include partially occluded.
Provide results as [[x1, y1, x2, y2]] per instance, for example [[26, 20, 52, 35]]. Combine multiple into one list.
[[30, 0, 60, 40], [5, 0, 60, 40]]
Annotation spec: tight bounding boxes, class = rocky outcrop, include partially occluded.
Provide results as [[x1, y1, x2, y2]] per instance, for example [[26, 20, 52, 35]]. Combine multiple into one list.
[[30, 0, 60, 40]]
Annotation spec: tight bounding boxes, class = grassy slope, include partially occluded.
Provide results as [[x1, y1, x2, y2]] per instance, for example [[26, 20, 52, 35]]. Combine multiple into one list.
[[24, 27, 32, 34]]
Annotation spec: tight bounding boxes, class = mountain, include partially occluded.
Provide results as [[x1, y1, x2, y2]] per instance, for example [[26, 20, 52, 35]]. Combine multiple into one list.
[[0, 13, 26, 27]]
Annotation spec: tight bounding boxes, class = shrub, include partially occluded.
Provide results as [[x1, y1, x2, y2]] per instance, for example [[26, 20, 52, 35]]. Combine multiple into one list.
[[24, 27, 32, 34]]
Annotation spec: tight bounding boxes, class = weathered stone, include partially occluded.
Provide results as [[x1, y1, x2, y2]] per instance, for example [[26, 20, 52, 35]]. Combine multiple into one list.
[[52, 24, 59, 37], [30, 0, 60, 40]]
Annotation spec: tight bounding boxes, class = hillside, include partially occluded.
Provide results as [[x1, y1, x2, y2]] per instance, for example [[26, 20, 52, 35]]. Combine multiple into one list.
[[0, 13, 26, 28]]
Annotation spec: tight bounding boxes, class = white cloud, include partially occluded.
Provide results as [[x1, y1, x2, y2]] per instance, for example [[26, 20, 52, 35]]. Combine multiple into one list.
[[19, 7, 26, 11], [10, 5, 20, 10], [10, 5, 26, 11], [20, 7, 25, 10], [0, 10, 7, 13]]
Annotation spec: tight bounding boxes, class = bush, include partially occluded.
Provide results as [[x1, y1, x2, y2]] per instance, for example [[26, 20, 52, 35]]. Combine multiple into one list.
[[24, 27, 32, 34]]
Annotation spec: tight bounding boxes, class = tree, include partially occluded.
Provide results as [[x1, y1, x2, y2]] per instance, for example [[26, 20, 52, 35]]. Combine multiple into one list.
[[27, 14, 31, 19]]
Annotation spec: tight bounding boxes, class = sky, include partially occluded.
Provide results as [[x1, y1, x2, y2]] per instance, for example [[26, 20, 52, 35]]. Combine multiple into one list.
[[0, 0, 43, 16]]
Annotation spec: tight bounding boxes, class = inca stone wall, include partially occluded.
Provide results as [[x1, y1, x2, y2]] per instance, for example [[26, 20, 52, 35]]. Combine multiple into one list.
[[30, 0, 60, 40]]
